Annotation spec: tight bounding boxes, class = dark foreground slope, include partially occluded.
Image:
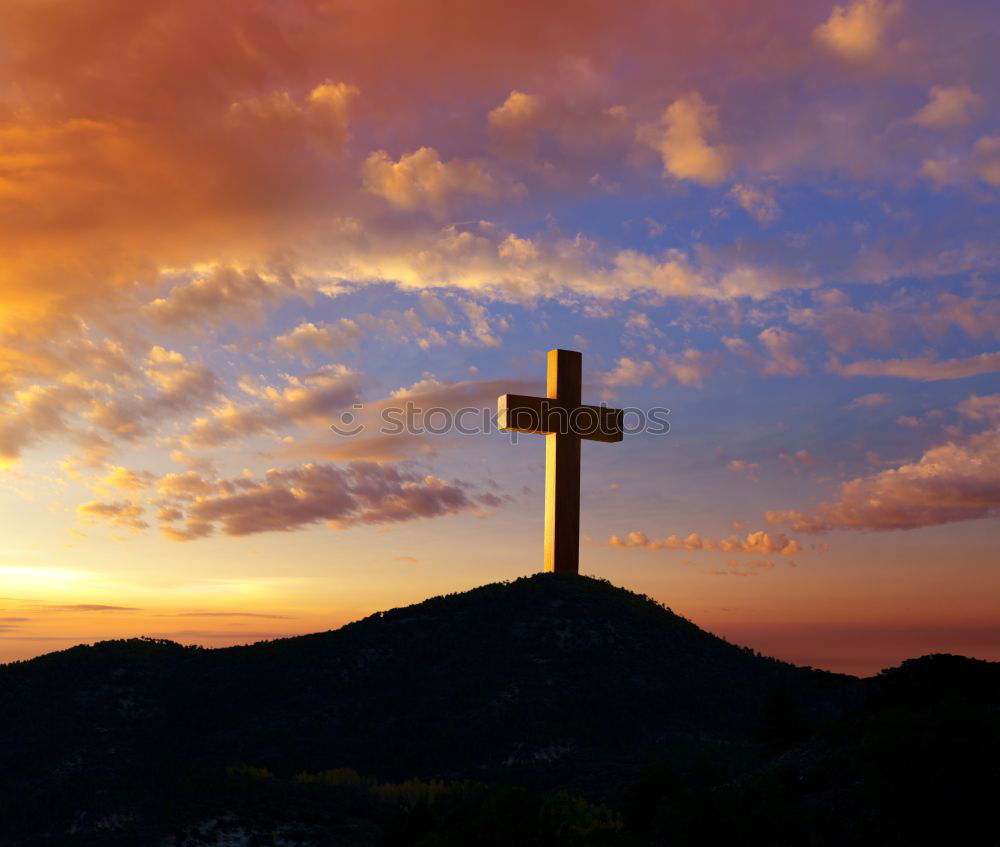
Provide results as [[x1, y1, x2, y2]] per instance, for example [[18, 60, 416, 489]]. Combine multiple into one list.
[[0, 575, 997, 846]]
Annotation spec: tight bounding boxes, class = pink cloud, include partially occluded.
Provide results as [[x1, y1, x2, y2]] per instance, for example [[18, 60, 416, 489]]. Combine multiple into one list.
[[848, 393, 890, 408]]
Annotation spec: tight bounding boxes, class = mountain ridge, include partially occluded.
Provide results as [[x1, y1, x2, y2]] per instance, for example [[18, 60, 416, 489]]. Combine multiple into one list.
[[1, 574, 997, 846]]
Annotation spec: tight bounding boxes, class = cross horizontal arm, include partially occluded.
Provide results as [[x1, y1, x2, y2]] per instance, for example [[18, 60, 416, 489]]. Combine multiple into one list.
[[498, 394, 623, 443]]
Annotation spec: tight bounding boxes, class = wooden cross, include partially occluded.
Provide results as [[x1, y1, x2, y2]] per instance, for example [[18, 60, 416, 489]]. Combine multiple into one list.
[[498, 349, 624, 574]]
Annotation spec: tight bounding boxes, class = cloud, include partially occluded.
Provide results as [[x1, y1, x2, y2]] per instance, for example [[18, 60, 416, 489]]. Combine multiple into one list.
[[790, 289, 1000, 359], [730, 184, 779, 224], [488, 90, 545, 132], [918, 157, 958, 186], [604, 348, 716, 388], [273, 319, 363, 357], [759, 327, 807, 376], [291, 375, 541, 463], [145, 266, 301, 328], [158, 470, 219, 500], [919, 135, 1000, 189], [87, 347, 220, 440], [715, 559, 777, 576], [768, 394, 1000, 532], [913, 85, 982, 128], [77, 500, 149, 530], [921, 293, 1000, 342], [0, 0, 993, 340], [0, 383, 85, 461], [274, 308, 457, 360], [974, 136, 1000, 188], [418, 291, 455, 324], [42, 604, 140, 612], [659, 349, 717, 387], [363, 147, 524, 216], [459, 300, 501, 347], [830, 351, 1000, 380], [486, 89, 633, 170], [158, 462, 498, 539], [813, 0, 901, 61], [227, 81, 359, 154], [605, 357, 655, 387], [609, 529, 801, 555], [848, 393, 890, 408], [170, 611, 291, 619], [0, 332, 153, 464], [779, 449, 817, 469], [97, 466, 155, 493], [640, 92, 731, 186], [184, 365, 360, 447], [788, 288, 903, 353]]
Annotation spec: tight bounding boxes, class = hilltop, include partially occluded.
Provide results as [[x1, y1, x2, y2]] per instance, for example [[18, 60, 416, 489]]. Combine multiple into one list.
[[0, 574, 997, 845]]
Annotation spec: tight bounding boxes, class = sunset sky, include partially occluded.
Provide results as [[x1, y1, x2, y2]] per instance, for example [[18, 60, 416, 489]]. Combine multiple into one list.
[[1, 0, 998, 675]]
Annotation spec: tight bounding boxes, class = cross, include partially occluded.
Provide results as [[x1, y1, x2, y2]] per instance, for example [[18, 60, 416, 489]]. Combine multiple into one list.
[[498, 349, 624, 574]]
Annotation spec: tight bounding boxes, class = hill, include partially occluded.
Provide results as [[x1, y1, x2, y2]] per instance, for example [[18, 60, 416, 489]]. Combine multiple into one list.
[[0, 574, 997, 845]]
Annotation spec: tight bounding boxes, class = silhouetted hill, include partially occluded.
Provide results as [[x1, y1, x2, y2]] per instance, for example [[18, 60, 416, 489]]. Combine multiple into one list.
[[0, 575, 997, 846]]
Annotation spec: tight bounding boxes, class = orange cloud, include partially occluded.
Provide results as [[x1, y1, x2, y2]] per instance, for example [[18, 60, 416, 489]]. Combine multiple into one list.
[[913, 85, 982, 128], [813, 0, 901, 61], [0, 383, 85, 460], [144, 267, 303, 328], [639, 92, 731, 186], [0, 336, 224, 467], [609, 529, 801, 555], [97, 466, 154, 493], [604, 349, 717, 388], [227, 81, 359, 154], [488, 91, 545, 132], [273, 319, 363, 357], [362, 147, 524, 216], [184, 365, 360, 447], [77, 499, 149, 531], [730, 184, 780, 224], [0, 0, 990, 339], [768, 394, 1000, 532]]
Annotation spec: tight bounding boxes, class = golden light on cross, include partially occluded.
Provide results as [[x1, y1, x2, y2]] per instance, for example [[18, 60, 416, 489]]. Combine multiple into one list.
[[498, 349, 624, 574]]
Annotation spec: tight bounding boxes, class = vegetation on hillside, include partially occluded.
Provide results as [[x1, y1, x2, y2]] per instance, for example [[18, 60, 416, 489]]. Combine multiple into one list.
[[0, 575, 996, 845]]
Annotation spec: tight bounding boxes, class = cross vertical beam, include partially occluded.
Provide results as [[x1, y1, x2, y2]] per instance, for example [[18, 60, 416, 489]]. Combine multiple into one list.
[[544, 349, 582, 574], [498, 348, 623, 576]]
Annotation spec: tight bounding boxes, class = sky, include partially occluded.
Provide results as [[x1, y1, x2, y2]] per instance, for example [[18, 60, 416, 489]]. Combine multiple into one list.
[[1, 0, 998, 676]]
